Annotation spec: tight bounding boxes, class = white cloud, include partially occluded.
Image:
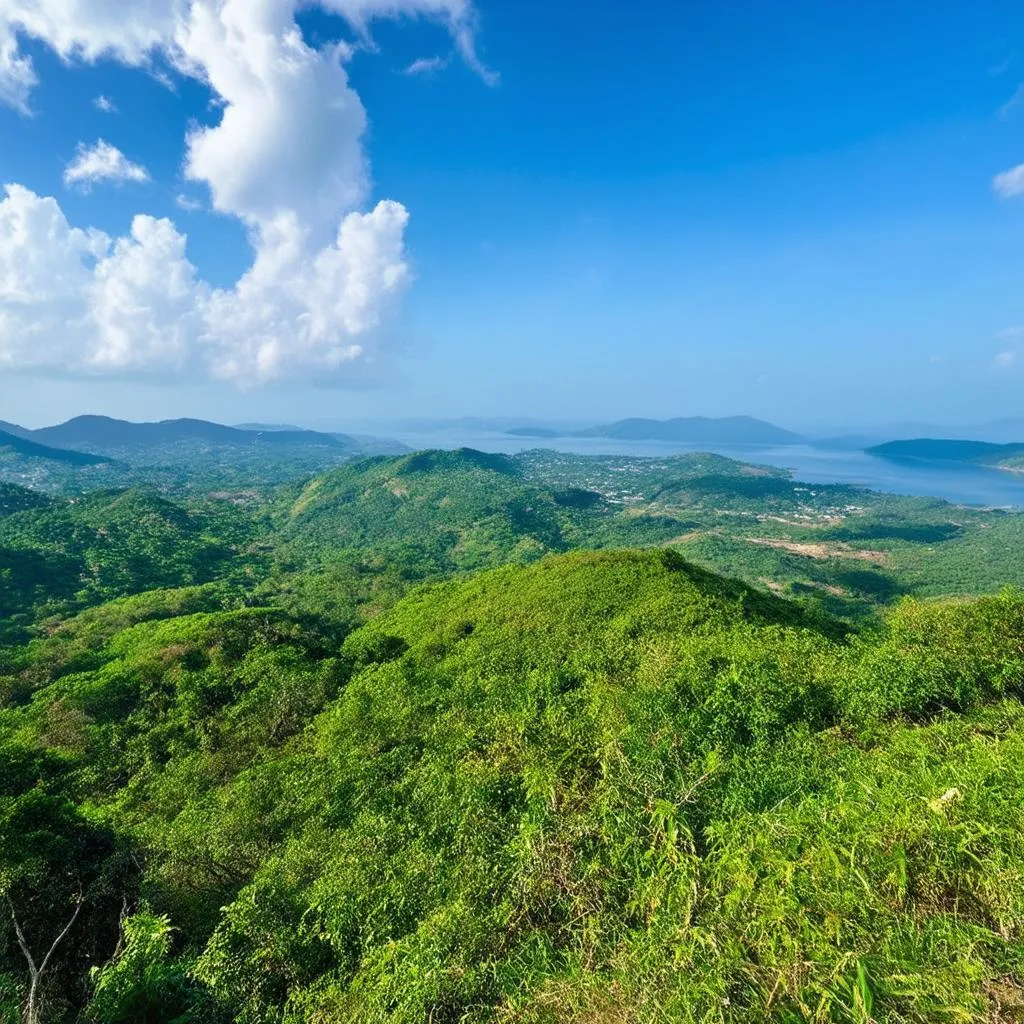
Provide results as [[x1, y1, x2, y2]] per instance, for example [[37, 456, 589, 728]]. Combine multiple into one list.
[[0, 0, 493, 103], [0, 24, 34, 113], [996, 325, 1024, 340], [94, 94, 117, 113], [0, 184, 409, 383], [179, 2, 368, 233], [202, 201, 410, 381], [0, 1, 177, 72], [175, 193, 203, 212], [64, 140, 150, 191], [405, 54, 448, 75], [88, 214, 204, 372], [0, 185, 106, 304], [0, 0, 490, 384], [993, 350, 1018, 370], [994, 163, 1024, 198]]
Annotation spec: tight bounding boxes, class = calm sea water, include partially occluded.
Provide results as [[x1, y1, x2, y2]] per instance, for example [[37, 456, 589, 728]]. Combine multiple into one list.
[[389, 433, 1024, 509]]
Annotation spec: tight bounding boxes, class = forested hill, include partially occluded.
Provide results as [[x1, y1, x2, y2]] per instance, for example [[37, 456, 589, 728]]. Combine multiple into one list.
[[2, 548, 1024, 1021], [274, 447, 589, 571], [0, 488, 247, 641]]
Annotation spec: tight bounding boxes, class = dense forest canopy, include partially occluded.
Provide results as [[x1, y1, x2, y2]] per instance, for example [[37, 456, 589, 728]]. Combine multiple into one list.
[[0, 442, 1023, 1022]]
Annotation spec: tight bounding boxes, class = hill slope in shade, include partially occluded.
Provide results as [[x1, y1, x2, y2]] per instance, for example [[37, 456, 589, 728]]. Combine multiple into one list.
[[0, 487, 243, 637], [579, 415, 803, 444], [0, 428, 113, 466], [0, 420, 32, 438], [0, 482, 52, 516]]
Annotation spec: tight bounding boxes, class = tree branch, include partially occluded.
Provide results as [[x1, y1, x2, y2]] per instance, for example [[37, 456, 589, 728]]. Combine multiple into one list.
[[8, 900, 37, 978], [37, 897, 82, 978]]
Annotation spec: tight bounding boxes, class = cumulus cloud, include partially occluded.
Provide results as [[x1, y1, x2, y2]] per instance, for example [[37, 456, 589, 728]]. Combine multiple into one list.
[[993, 163, 1024, 198], [179, 2, 368, 233], [64, 140, 150, 191], [94, 94, 117, 112], [0, 184, 409, 383], [0, 0, 492, 383]]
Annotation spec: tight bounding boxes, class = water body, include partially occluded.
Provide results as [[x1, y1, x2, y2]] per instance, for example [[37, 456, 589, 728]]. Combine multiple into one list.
[[389, 432, 1024, 509]]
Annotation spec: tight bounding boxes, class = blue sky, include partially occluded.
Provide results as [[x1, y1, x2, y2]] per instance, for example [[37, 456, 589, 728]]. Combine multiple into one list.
[[0, 0, 1022, 430]]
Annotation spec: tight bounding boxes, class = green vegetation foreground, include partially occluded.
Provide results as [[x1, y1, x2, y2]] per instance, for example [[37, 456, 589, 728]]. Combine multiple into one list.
[[2, 550, 1024, 1022]]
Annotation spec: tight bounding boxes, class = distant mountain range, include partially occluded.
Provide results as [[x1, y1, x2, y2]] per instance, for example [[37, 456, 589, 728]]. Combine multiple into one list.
[[4, 416, 355, 453], [0, 429, 112, 466], [577, 416, 804, 445]]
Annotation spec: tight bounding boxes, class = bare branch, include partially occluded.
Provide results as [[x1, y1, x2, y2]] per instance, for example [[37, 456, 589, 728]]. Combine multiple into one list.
[[38, 896, 82, 977], [8, 899, 37, 979]]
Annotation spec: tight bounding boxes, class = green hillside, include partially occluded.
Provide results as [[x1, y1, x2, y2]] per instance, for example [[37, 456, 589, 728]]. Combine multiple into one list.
[[2, 551, 1024, 1021], [0, 489, 246, 640]]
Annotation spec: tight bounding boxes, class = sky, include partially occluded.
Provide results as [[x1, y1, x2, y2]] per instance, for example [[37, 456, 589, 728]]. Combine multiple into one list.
[[0, 0, 1023, 431]]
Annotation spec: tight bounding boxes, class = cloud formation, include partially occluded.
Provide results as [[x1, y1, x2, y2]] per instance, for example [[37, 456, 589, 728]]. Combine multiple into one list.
[[0, 184, 409, 383], [0, 0, 488, 384], [64, 140, 151, 191]]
